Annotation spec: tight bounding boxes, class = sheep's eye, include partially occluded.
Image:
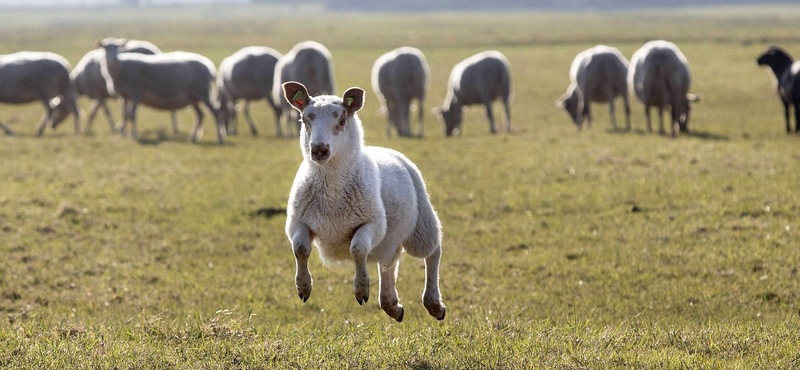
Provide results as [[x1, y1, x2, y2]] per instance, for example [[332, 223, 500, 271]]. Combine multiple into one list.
[[338, 116, 346, 126]]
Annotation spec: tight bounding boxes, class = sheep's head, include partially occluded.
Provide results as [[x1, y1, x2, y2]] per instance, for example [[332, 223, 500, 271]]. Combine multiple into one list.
[[48, 96, 70, 129], [556, 85, 582, 127], [433, 106, 462, 137], [757, 46, 792, 68], [678, 93, 702, 132], [97, 38, 128, 56], [283, 81, 364, 166]]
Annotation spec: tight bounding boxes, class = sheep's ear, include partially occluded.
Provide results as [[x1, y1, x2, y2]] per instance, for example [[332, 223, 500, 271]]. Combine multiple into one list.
[[119, 38, 129, 47], [687, 93, 702, 103], [95, 39, 104, 47], [282, 82, 310, 112], [555, 97, 566, 108], [342, 87, 365, 115], [431, 107, 443, 116]]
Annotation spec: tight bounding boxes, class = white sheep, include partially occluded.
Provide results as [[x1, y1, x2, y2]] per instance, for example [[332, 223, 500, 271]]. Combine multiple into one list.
[[217, 46, 282, 136], [71, 40, 180, 134], [98, 38, 224, 143], [272, 41, 335, 137], [0, 51, 80, 136], [282, 81, 446, 322], [628, 40, 700, 136], [434, 50, 512, 136], [371, 47, 430, 137], [557, 45, 631, 130]]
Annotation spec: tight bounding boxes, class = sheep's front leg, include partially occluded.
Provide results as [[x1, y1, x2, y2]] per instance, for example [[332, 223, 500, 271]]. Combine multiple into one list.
[[289, 221, 313, 302], [243, 101, 259, 136], [485, 103, 496, 134], [379, 260, 404, 322], [351, 223, 379, 305]]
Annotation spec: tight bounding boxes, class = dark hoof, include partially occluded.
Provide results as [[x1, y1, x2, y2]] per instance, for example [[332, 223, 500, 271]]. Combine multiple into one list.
[[436, 307, 446, 321], [395, 308, 404, 323], [298, 292, 309, 302]]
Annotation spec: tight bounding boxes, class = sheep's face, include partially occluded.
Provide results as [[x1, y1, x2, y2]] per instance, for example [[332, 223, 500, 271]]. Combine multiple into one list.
[[757, 46, 789, 67], [556, 87, 582, 126], [282, 82, 364, 166], [97, 38, 128, 57], [678, 93, 701, 132], [434, 106, 462, 137], [48, 96, 70, 129]]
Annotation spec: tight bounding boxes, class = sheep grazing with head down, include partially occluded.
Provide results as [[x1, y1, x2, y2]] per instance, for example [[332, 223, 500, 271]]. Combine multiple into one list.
[[372, 47, 430, 137], [628, 40, 700, 137], [272, 41, 335, 138], [0, 51, 80, 136], [217, 46, 282, 136], [282, 81, 446, 322], [434, 50, 513, 136], [756, 45, 800, 133], [557, 45, 631, 130]]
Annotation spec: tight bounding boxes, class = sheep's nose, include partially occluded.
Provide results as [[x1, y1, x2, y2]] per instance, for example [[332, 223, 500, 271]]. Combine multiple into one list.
[[311, 143, 330, 162]]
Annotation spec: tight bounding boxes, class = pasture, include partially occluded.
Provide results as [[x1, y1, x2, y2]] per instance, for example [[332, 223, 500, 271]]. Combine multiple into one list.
[[1, 5, 800, 368]]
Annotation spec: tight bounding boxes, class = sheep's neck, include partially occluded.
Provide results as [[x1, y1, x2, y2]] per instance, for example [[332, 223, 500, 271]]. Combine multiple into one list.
[[104, 51, 121, 78], [768, 55, 794, 79]]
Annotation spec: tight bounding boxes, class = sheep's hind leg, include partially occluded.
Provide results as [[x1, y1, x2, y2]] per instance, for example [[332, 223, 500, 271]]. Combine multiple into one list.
[[243, 101, 258, 136], [793, 101, 800, 134], [189, 103, 205, 143], [485, 102, 496, 134], [609, 100, 618, 130], [171, 111, 179, 134], [379, 260, 404, 322], [658, 106, 665, 135], [423, 246, 446, 320], [100, 100, 116, 133], [289, 221, 313, 302], [85, 100, 102, 134]]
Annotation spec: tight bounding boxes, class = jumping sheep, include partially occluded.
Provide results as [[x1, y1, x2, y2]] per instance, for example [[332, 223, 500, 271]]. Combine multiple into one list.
[[557, 45, 631, 130], [0, 52, 80, 136], [272, 41, 335, 138], [434, 51, 512, 136], [217, 46, 282, 136], [98, 38, 224, 144], [282, 81, 446, 322], [72, 40, 179, 134], [628, 40, 700, 137], [756, 45, 800, 133], [371, 47, 430, 137]]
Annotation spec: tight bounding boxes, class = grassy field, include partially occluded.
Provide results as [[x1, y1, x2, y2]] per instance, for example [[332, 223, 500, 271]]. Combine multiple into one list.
[[2, 5, 800, 368]]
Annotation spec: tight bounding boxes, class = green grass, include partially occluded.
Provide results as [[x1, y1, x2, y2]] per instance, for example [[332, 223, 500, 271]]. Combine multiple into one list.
[[2, 5, 800, 368]]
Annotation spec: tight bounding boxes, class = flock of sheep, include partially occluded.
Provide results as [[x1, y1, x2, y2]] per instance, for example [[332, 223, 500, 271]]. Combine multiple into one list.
[[0, 38, 797, 142], [0, 39, 513, 142]]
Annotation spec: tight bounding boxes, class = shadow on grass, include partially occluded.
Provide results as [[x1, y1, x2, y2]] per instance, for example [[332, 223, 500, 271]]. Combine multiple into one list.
[[604, 127, 729, 141]]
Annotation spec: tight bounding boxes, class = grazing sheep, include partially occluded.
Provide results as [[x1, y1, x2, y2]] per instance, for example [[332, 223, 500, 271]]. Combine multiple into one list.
[[98, 38, 224, 144], [272, 41, 335, 137], [434, 51, 512, 136], [282, 81, 446, 322], [217, 46, 282, 136], [557, 45, 631, 130], [0, 51, 80, 136], [371, 47, 430, 137], [72, 40, 180, 134], [756, 46, 800, 133], [628, 40, 700, 136]]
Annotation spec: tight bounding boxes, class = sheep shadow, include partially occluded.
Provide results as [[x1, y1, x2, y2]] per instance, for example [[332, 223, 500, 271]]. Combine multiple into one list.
[[604, 128, 729, 141]]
